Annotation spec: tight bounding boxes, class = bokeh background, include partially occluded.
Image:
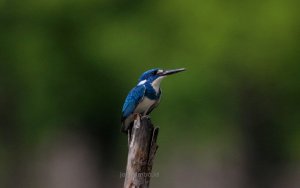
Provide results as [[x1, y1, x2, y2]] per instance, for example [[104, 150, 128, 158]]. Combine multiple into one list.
[[0, 0, 299, 187]]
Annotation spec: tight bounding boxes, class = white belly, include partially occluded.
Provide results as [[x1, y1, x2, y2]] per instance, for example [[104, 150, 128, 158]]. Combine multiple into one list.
[[135, 97, 156, 115]]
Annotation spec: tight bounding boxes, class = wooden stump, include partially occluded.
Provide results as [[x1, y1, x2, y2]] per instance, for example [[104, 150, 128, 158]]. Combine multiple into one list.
[[124, 115, 159, 188]]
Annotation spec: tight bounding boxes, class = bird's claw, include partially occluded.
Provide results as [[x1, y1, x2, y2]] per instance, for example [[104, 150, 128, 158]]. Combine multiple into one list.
[[133, 113, 151, 120], [143, 115, 151, 119]]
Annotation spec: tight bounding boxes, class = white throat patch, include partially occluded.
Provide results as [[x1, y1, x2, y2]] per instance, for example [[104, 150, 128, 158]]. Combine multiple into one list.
[[151, 76, 165, 93]]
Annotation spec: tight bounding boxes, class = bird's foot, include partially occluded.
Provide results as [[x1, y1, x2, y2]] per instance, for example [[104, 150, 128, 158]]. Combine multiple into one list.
[[133, 113, 151, 120], [143, 115, 151, 120]]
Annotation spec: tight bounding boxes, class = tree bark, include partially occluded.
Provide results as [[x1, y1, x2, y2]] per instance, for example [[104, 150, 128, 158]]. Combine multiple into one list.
[[124, 115, 159, 188]]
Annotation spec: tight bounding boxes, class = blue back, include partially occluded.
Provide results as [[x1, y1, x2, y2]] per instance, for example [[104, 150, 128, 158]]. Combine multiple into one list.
[[121, 85, 146, 119]]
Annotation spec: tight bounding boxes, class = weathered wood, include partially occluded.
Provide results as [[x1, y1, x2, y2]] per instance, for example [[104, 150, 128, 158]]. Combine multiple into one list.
[[124, 115, 159, 188]]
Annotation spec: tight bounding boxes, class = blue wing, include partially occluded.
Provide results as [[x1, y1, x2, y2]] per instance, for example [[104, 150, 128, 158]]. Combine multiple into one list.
[[121, 85, 146, 120]]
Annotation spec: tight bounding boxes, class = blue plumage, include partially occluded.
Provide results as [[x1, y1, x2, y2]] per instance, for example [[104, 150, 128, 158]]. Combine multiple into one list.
[[121, 68, 185, 133], [122, 85, 146, 119]]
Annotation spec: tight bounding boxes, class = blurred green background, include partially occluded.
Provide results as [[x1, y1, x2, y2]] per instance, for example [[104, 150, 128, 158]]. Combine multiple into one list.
[[0, 0, 299, 187]]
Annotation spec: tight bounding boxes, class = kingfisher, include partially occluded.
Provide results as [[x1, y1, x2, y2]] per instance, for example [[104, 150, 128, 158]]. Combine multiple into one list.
[[121, 68, 186, 133]]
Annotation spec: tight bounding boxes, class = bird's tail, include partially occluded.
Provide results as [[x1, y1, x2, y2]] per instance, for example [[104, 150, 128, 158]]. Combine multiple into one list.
[[121, 118, 133, 134], [120, 122, 128, 133]]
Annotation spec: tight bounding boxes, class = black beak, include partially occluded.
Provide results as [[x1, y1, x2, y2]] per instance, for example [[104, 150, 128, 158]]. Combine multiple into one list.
[[160, 68, 186, 76]]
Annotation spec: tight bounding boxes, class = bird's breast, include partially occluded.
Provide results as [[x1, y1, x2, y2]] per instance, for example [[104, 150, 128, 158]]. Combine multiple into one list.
[[135, 97, 156, 114]]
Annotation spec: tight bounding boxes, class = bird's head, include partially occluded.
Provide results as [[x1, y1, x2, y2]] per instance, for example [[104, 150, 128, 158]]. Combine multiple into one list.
[[137, 68, 186, 87]]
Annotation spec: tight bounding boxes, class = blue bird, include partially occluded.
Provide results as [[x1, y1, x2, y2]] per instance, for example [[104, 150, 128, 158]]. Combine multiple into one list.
[[121, 68, 186, 133]]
